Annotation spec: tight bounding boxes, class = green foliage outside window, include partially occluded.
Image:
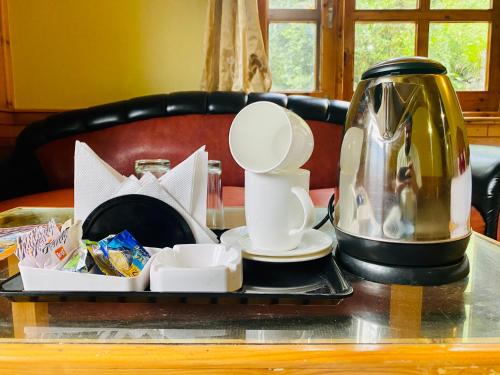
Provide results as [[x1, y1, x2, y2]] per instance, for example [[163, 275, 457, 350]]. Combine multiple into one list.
[[269, 23, 316, 91], [431, 0, 490, 9], [356, 0, 416, 9], [429, 23, 488, 90], [354, 23, 415, 86], [356, 0, 490, 10], [269, 0, 315, 9]]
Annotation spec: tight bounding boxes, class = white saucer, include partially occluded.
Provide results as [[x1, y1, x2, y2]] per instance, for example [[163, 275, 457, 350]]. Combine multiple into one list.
[[220, 226, 334, 263], [242, 246, 333, 263]]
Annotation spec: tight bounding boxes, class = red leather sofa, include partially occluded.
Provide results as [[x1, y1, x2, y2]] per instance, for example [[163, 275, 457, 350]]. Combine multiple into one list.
[[1, 91, 347, 208], [0, 91, 498, 239]]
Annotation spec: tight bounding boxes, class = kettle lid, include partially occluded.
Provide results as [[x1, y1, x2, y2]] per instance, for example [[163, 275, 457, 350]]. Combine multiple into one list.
[[361, 57, 446, 80]]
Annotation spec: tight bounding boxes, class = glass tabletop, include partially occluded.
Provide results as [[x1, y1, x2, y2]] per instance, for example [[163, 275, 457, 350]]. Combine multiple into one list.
[[0, 207, 499, 345]]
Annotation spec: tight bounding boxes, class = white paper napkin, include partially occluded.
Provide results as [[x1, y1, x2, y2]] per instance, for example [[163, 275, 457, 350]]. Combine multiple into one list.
[[112, 175, 141, 196], [73, 141, 216, 244], [159, 146, 208, 226], [192, 149, 208, 226], [74, 141, 125, 222]]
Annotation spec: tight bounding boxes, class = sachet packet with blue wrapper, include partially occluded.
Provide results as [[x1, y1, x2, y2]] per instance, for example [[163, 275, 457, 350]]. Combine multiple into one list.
[[87, 230, 150, 277]]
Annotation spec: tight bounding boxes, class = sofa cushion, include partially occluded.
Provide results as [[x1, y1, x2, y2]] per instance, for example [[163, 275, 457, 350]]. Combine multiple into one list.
[[0, 187, 335, 212]]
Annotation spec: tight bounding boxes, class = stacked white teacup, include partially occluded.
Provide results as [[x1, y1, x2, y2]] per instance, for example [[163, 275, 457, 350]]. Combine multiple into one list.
[[229, 102, 318, 255]]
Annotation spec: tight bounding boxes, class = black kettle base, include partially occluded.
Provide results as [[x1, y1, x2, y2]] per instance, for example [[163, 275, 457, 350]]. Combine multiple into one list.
[[336, 248, 469, 286]]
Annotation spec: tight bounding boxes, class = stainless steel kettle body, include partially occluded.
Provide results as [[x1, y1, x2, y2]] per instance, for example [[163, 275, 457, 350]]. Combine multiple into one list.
[[334, 57, 471, 271]]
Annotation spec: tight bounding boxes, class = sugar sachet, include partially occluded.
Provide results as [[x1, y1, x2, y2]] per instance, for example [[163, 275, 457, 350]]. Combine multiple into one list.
[[38, 220, 82, 269], [16, 219, 82, 270], [15, 219, 60, 262]]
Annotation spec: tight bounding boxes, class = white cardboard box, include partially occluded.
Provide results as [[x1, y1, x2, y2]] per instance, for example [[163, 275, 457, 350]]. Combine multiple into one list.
[[19, 247, 160, 292]]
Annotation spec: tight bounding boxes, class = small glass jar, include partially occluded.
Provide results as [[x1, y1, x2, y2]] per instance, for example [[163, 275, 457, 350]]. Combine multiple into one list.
[[207, 160, 225, 229], [134, 159, 171, 178]]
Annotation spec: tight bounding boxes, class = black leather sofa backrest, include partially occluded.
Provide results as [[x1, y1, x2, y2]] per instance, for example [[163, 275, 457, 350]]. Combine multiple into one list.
[[16, 92, 350, 152], [5, 91, 349, 200]]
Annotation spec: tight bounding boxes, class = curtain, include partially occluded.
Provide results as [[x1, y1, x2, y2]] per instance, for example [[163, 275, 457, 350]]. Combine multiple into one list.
[[201, 0, 272, 92]]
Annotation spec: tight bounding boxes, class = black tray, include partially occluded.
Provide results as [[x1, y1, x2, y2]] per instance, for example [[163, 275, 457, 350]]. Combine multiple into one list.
[[0, 255, 353, 304]]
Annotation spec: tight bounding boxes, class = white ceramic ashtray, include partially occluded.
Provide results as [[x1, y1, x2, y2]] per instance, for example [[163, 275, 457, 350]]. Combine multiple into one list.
[[149, 244, 243, 292], [19, 248, 160, 292]]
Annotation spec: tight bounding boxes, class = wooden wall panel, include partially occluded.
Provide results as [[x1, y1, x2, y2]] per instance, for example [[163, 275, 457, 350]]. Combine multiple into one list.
[[0, 110, 54, 160], [469, 137, 500, 145], [0, 0, 14, 109], [465, 115, 500, 146]]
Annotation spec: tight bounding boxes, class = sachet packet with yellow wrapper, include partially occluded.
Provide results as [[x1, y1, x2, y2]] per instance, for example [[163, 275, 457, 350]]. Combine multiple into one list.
[[87, 230, 150, 277], [85, 240, 121, 276]]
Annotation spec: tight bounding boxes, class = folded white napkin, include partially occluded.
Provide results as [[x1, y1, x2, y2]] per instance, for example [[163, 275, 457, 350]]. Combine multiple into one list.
[[74, 141, 126, 222], [74, 141, 216, 244], [159, 146, 208, 226]]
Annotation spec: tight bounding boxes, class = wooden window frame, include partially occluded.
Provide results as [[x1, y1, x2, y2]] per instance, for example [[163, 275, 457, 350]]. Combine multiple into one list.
[[258, 0, 335, 96], [259, 0, 499, 111], [0, 0, 14, 110]]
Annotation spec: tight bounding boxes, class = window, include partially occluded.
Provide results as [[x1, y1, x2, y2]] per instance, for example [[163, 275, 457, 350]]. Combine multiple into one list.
[[265, 0, 321, 92], [344, 0, 499, 111], [259, 0, 499, 111]]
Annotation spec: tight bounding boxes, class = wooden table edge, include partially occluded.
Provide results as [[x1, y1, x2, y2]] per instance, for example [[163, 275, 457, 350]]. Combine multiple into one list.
[[0, 343, 500, 372]]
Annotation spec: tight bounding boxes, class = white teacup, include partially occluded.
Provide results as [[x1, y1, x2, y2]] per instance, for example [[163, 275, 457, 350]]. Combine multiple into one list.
[[245, 169, 316, 253], [229, 101, 314, 173]]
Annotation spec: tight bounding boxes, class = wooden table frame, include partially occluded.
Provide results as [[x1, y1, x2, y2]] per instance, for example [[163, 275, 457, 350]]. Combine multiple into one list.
[[0, 342, 499, 374], [1, 209, 500, 373]]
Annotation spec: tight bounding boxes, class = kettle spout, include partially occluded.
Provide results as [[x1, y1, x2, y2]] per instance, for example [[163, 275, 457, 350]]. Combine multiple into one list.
[[368, 81, 422, 139]]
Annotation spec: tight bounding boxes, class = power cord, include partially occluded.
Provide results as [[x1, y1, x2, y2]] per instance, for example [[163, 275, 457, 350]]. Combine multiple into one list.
[[313, 193, 335, 230]]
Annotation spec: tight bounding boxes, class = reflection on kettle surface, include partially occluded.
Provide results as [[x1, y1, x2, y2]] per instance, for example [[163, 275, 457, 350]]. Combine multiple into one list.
[[450, 129, 472, 238], [391, 119, 421, 240]]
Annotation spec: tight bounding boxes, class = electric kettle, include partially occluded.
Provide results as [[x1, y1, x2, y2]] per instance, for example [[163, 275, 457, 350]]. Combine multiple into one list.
[[334, 57, 471, 285]]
